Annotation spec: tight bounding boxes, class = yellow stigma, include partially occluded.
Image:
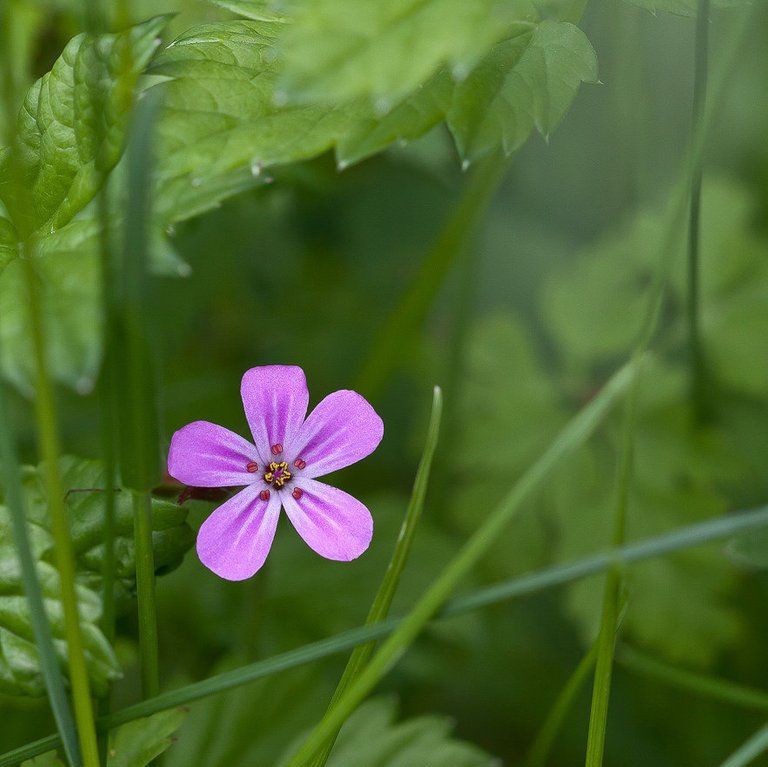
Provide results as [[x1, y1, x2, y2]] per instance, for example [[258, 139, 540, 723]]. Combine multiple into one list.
[[264, 461, 291, 489]]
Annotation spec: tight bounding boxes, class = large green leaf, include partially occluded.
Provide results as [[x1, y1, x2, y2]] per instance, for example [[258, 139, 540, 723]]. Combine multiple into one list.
[[276, 0, 537, 107], [447, 20, 598, 163], [17, 456, 195, 587], [0, 509, 119, 697], [0, 455, 193, 697], [1, 15, 169, 235], [279, 697, 496, 766]]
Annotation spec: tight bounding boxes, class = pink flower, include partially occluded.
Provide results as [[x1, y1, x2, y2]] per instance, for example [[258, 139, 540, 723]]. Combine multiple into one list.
[[168, 366, 384, 580]]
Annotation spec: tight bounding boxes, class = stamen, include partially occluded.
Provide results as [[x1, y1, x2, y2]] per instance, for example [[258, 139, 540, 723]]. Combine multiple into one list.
[[246, 461, 259, 473], [294, 458, 306, 470], [271, 443, 283, 455], [259, 489, 270, 501], [264, 461, 291, 488], [291, 487, 303, 500]]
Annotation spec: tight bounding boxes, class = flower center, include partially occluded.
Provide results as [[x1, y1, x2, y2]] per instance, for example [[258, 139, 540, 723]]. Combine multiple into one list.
[[264, 461, 291, 489]]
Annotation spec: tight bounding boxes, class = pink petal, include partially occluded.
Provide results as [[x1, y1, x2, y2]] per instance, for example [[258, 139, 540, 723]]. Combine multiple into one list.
[[282, 478, 373, 561], [288, 390, 383, 478], [241, 366, 309, 461], [196, 484, 282, 580], [168, 421, 259, 487]]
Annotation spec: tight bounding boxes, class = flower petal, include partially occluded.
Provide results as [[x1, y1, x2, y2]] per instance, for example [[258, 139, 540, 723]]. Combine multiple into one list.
[[241, 366, 309, 461], [196, 484, 282, 580], [168, 421, 259, 487], [289, 390, 383, 478], [282, 478, 373, 561]]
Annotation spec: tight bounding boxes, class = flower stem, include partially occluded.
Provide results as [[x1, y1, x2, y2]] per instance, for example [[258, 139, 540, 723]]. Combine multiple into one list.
[[687, 0, 711, 421], [134, 491, 160, 698], [23, 250, 101, 767]]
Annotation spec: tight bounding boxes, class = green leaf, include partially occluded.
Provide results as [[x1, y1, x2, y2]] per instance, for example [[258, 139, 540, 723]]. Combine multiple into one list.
[[0, 217, 15, 271], [148, 21, 352, 223], [335, 72, 454, 168], [0, 454, 193, 698], [624, 0, 749, 17], [3, 15, 169, 234], [18, 456, 195, 586], [207, 0, 288, 21], [276, 0, 538, 107], [448, 20, 598, 163], [107, 709, 186, 767], [0, 508, 119, 697], [21, 709, 186, 767], [280, 697, 496, 766]]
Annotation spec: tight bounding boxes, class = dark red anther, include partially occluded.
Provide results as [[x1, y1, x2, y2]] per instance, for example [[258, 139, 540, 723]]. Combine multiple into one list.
[[294, 458, 306, 470], [259, 489, 271, 501], [291, 487, 303, 500], [271, 443, 283, 455], [246, 461, 259, 473]]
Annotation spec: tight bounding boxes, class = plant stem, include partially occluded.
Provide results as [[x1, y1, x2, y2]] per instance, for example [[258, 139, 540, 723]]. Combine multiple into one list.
[[523, 644, 598, 767], [134, 491, 160, 697], [23, 250, 101, 767], [687, 0, 711, 420]]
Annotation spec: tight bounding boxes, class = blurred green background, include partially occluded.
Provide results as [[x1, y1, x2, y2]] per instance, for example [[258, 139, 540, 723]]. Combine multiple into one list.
[[2, 1, 768, 764]]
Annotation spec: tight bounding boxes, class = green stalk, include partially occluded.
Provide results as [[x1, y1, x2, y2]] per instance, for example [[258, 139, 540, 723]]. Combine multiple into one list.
[[23, 251, 101, 767], [0, 382, 82, 767], [584, 370, 638, 766], [134, 492, 160, 697], [286, 356, 641, 766], [307, 387, 443, 766], [523, 644, 598, 767], [687, 0, 711, 420], [4, 504, 768, 767], [118, 89, 164, 699], [719, 725, 768, 767], [354, 151, 510, 397]]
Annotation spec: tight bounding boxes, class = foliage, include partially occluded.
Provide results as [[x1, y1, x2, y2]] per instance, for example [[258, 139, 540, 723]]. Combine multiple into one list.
[[0, 456, 193, 697]]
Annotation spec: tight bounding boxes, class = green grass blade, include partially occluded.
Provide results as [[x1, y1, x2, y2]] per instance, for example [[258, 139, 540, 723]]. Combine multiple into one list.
[[686, 0, 711, 419], [354, 151, 510, 397], [524, 644, 598, 767], [4, 503, 768, 767], [308, 386, 443, 766], [584, 374, 638, 766], [617, 646, 768, 713], [719, 725, 768, 767], [0, 383, 82, 767], [286, 356, 642, 766]]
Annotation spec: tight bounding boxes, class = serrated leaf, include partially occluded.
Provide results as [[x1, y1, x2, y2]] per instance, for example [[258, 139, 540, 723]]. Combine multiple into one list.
[[17, 456, 195, 586], [0, 454, 193, 697], [277, 0, 538, 107], [208, 0, 288, 21], [624, 0, 749, 17], [278, 697, 496, 766], [448, 20, 598, 163], [0, 509, 119, 697], [3, 15, 169, 234]]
